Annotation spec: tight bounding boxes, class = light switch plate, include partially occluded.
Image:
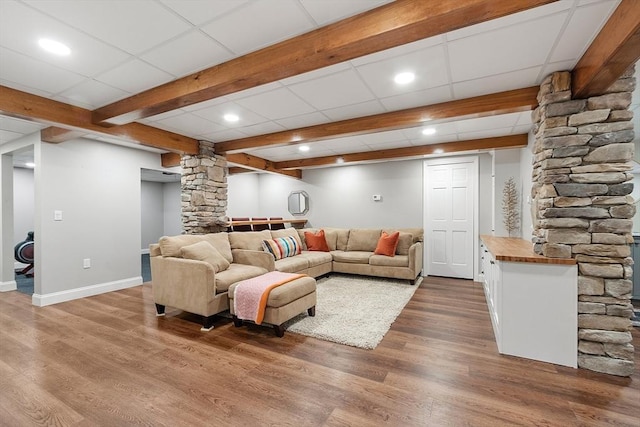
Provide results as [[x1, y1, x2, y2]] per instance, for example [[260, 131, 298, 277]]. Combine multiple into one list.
[[54, 210, 63, 221]]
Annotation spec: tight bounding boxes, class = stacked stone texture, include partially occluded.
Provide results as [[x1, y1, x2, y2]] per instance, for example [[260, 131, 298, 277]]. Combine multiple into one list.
[[531, 68, 635, 377], [181, 141, 228, 234]]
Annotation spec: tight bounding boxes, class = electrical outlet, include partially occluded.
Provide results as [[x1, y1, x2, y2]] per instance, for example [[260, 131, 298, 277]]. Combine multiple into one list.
[[83, 258, 91, 269]]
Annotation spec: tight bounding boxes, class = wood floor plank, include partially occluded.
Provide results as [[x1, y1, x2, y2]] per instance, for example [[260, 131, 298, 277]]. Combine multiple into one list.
[[0, 276, 638, 426]]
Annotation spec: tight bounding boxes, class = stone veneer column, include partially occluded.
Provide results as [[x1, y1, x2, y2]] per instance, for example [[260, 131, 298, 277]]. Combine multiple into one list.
[[531, 67, 636, 377], [181, 141, 228, 234]]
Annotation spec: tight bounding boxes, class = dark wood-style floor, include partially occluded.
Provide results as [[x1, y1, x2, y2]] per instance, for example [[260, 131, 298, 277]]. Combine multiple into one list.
[[1, 276, 638, 426]]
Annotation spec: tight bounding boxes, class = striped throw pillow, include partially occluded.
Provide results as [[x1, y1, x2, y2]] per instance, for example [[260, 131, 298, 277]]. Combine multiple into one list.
[[262, 236, 301, 260]]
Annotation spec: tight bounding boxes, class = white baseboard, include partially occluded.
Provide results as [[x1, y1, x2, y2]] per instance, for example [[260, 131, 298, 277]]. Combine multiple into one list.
[[140, 248, 150, 255], [0, 280, 17, 292], [32, 276, 143, 307]]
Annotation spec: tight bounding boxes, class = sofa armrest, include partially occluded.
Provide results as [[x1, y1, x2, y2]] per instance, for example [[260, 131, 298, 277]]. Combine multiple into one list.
[[232, 249, 275, 272], [150, 256, 216, 316], [408, 242, 423, 277]]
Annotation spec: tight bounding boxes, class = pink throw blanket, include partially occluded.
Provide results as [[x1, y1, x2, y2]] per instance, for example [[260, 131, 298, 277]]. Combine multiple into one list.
[[233, 271, 304, 325]]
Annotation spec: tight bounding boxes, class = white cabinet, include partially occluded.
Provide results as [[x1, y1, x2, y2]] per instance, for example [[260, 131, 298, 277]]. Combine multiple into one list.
[[481, 238, 577, 368]]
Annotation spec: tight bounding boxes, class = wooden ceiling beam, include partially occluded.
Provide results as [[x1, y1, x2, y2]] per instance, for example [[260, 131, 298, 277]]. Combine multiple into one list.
[[216, 87, 538, 154], [226, 152, 302, 179], [0, 85, 198, 154], [161, 152, 182, 168], [274, 134, 528, 169], [228, 167, 256, 175], [41, 127, 88, 143], [572, 0, 640, 98], [92, 0, 555, 126]]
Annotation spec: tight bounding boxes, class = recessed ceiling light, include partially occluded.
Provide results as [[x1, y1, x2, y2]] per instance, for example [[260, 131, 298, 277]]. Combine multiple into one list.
[[223, 113, 239, 122], [38, 38, 71, 56], [25, 162, 35, 168], [298, 145, 310, 152], [394, 72, 415, 85], [336, 157, 345, 164], [422, 127, 436, 136]]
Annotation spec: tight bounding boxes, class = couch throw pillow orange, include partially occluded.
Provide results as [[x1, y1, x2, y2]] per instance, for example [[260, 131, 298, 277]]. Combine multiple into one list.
[[374, 231, 400, 257], [304, 229, 330, 252]]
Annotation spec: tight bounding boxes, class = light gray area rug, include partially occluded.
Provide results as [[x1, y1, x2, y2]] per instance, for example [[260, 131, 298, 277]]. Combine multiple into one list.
[[285, 274, 420, 349]]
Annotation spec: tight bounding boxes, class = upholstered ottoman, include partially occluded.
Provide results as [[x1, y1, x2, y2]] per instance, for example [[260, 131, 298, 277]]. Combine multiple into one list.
[[228, 274, 316, 337]]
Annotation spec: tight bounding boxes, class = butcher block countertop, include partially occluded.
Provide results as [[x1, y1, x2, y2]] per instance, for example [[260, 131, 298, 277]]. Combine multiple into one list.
[[480, 235, 576, 265]]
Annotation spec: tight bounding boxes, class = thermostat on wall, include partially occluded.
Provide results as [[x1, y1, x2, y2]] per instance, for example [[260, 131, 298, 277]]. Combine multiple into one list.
[[372, 194, 382, 201]]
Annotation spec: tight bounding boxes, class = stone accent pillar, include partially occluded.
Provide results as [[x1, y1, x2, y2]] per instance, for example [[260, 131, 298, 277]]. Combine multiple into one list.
[[531, 67, 636, 377], [181, 141, 228, 234]]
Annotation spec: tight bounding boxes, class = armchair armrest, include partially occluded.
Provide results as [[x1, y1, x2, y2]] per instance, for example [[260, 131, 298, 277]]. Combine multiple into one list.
[[408, 242, 423, 277], [232, 249, 275, 272]]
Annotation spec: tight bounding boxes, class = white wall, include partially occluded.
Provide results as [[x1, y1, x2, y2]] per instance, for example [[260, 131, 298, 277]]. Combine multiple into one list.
[[520, 131, 535, 239], [163, 181, 181, 236], [141, 181, 164, 251], [34, 137, 166, 304], [13, 167, 34, 245], [227, 173, 260, 218], [493, 148, 523, 237]]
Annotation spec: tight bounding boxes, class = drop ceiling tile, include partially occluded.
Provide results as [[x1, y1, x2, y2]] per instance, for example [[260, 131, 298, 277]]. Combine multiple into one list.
[[234, 87, 316, 120], [96, 59, 173, 94], [0, 116, 46, 134], [350, 35, 444, 67], [455, 113, 522, 133], [25, 0, 193, 54], [159, 0, 249, 25], [0, 78, 52, 99], [200, 0, 315, 55], [275, 112, 330, 129], [154, 112, 221, 136], [365, 139, 412, 150], [322, 100, 385, 121], [446, 1, 573, 41], [191, 101, 268, 126], [55, 79, 130, 109], [402, 122, 459, 139], [411, 133, 459, 145], [448, 13, 567, 82], [315, 136, 367, 150], [540, 60, 576, 81], [459, 127, 514, 140], [250, 145, 298, 158], [0, 0, 130, 77], [0, 47, 86, 95], [139, 108, 186, 124], [182, 96, 230, 113], [379, 85, 453, 111], [299, 0, 392, 25], [514, 111, 533, 127], [289, 69, 375, 110], [452, 67, 541, 99], [235, 121, 286, 137], [512, 124, 533, 134], [141, 30, 233, 78], [360, 129, 408, 145], [0, 129, 24, 144], [550, 0, 619, 63], [201, 128, 248, 142], [226, 82, 284, 101]]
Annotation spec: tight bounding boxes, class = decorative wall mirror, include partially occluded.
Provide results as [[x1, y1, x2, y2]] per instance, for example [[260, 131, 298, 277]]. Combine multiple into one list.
[[288, 190, 309, 216]]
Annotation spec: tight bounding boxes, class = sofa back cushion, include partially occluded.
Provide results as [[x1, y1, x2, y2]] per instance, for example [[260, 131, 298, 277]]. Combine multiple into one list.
[[180, 241, 231, 273], [202, 232, 233, 263], [158, 234, 205, 257], [324, 227, 349, 251], [229, 230, 272, 251], [346, 229, 382, 252]]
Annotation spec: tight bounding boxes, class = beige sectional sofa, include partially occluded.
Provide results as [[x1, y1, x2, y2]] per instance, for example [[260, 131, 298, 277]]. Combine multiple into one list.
[[149, 227, 423, 330]]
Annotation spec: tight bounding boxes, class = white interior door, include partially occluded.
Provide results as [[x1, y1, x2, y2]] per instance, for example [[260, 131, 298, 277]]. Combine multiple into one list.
[[424, 156, 477, 279]]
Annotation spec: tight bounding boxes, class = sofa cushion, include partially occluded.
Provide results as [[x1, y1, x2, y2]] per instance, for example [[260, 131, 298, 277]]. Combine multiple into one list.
[[158, 234, 204, 257], [369, 254, 409, 267], [263, 236, 302, 260], [325, 228, 350, 251], [346, 229, 381, 252], [229, 230, 272, 251], [331, 250, 372, 264], [274, 256, 309, 273], [298, 251, 333, 267], [214, 264, 268, 293], [386, 228, 424, 243], [201, 232, 233, 263], [304, 230, 330, 252], [374, 231, 400, 257], [180, 241, 231, 273]]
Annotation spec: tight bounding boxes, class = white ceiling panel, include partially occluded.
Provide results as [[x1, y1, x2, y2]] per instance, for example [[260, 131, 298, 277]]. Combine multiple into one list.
[[321, 100, 385, 122], [458, 127, 515, 140], [141, 30, 233, 78], [453, 67, 542, 99], [350, 35, 444, 67], [550, 0, 619, 63], [234, 87, 316, 120], [289, 69, 375, 110], [55, 79, 130, 109], [153, 112, 222, 136], [25, 0, 193, 54], [360, 129, 408, 145], [300, 0, 392, 25], [274, 112, 331, 129], [0, 47, 86, 95], [0, 129, 24, 144], [379, 85, 453, 111], [410, 133, 459, 145], [191, 102, 269, 127], [448, 13, 567, 82], [201, 128, 248, 142], [0, 116, 46, 135], [159, 0, 250, 26], [237, 121, 287, 137], [356, 45, 449, 98], [96, 59, 173, 94], [0, 0, 130, 77], [364, 139, 412, 150], [455, 112, 522, 133], [200, 0, 315, 55]]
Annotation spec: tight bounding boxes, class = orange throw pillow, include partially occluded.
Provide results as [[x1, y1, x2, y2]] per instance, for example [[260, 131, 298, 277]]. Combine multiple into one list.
[[374, 231, 400, 257], [304, 230, 330, 252]]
